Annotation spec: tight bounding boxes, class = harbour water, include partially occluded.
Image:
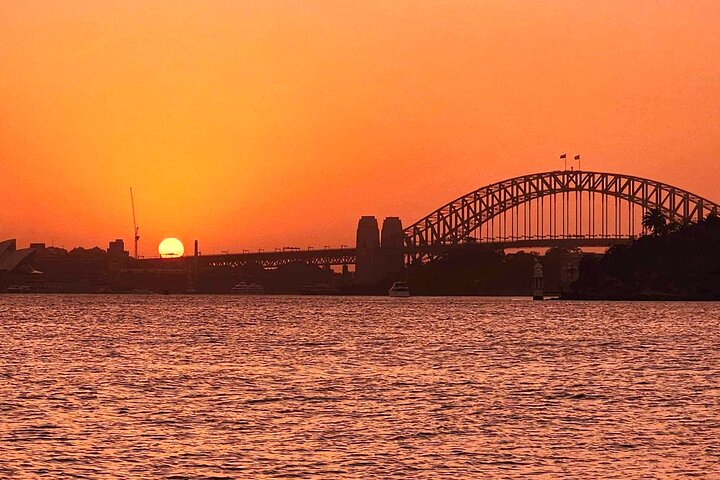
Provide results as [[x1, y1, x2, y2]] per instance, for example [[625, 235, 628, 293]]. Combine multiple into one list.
[[0, 295, 718, 478]]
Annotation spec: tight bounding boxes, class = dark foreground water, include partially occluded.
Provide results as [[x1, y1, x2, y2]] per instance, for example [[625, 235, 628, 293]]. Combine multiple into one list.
[[0, 295, 718, 479]]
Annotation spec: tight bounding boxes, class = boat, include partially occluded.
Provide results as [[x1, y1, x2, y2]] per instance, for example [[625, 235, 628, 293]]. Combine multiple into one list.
[[388, 281, 410, 297], [299, 283, 340, 295], [130, 289, 154, 295], [230, 282, 265, 294], [6, 285, 31, 293]]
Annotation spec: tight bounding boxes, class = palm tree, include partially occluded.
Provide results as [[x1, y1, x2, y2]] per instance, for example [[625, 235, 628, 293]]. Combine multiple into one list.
[[642, 207, 667, 236]]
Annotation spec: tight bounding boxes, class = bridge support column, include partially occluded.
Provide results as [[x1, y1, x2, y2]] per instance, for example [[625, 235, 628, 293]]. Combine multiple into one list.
[[381, 217, 405, 281], [355, 216, 382, 284]]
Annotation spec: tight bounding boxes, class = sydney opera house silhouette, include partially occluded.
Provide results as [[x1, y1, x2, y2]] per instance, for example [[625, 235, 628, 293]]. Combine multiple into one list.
[[0, 239, 37, 274]]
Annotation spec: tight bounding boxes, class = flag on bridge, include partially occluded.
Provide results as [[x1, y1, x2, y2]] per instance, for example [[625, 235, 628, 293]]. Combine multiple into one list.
[[560, 153, 567, 159], [574, 155, 580, 160]]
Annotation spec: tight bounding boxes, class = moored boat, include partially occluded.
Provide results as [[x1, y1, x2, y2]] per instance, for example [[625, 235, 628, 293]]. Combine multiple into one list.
[[299, 283, 340, 295], [230, 282, 265, 294], [6, 285, 31, 293], [388, 281, 410, 297]]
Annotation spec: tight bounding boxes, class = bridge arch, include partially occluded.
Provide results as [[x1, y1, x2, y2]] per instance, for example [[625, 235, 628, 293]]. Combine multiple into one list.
[[403, 170, 720, 264]]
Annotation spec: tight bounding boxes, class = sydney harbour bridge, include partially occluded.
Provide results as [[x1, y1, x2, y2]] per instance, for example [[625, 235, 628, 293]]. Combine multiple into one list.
[[149, 170, 720, 282]]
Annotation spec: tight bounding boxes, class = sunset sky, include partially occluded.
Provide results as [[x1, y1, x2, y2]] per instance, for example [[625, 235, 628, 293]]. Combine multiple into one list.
[[1, 1, 719, 255]]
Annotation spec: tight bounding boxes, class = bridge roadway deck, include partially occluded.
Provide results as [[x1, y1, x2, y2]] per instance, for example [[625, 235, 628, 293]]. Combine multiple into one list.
[[139, 237, 631, 270], [201, 248, 356, 269]]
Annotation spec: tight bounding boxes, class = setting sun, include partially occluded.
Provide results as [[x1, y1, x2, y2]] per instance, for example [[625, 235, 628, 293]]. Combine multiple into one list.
[[158, 238, 184, 258]]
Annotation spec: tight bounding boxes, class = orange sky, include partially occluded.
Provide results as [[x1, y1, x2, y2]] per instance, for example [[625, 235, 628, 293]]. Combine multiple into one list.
[[1, 1, 719, 256]]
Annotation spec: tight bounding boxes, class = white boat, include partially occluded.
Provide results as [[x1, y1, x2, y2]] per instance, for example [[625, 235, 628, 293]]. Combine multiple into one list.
[[388, 281, 410, 297], [230, 282, 265, 294]]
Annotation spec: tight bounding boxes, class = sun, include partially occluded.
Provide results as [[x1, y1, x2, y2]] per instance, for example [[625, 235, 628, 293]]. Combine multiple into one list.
[[158, 238, 185, 258]]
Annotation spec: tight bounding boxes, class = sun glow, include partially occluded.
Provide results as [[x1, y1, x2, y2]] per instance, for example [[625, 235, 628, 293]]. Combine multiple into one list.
[[158, 238, 184, 258]]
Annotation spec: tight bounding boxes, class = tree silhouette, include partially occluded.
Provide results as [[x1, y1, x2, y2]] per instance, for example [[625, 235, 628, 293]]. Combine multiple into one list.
[[570, 214, 720, 300], [642, 207, 667, 236]]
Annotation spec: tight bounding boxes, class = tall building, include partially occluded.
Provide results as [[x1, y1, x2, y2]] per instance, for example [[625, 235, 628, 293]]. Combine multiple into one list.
[[108, 239, 129, 257]]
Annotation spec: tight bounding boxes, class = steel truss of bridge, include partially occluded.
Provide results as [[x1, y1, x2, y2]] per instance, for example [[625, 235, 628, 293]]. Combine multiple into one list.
[[140, 170, 719, 270], [404, 170, 720, 264]]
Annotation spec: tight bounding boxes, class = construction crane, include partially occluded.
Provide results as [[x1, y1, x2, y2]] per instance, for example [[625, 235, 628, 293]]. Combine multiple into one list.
[[130, 187, 140, 258]]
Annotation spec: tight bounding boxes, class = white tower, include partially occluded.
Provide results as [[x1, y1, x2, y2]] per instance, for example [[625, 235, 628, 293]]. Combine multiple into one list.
[[532, 261, 544, 300]]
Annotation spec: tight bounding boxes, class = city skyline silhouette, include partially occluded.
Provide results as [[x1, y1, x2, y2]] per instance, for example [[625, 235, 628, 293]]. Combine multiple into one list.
[[2, 2, 720, 254]]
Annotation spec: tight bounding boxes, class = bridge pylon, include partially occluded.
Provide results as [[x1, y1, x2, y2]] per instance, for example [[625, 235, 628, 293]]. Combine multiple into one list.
[[355, 216, 406, 285]]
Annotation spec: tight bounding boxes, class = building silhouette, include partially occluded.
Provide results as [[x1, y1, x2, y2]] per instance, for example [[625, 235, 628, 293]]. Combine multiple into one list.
[[0, 239, 37, 273]]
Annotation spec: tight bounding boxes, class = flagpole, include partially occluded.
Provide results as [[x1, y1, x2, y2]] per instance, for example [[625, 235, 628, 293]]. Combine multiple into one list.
[[576, 154, 582, 236]]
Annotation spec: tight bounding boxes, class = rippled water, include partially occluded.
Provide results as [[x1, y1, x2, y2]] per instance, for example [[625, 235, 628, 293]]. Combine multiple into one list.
[[0, 295, 719, 478]]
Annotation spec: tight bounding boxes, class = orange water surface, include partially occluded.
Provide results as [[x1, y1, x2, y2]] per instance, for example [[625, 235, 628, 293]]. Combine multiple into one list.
[[0, 295, 718, 478]]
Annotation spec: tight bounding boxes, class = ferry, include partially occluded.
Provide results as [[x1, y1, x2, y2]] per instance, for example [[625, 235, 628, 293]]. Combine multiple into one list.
[[230, 282, 265, 294], [388, 281, 410, 297]]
